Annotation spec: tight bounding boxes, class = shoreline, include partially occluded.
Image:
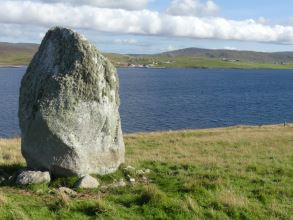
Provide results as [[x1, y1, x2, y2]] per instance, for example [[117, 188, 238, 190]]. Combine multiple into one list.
[[123, 123, 292, 135], [1, 64, 293, 70], [1, 123, 291, 139], [0, 65, 27, 68], [119, 66, 293, 70]]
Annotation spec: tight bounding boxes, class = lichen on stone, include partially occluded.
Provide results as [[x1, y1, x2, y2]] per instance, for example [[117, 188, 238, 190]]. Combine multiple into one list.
[[19, 27, 125, 177]]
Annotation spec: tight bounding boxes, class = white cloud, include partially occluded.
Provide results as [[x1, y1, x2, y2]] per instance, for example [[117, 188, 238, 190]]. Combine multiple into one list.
[[7, 0, 149, 10], [0, 1, 293, 45], [289, 17, 293, 25], [0, 23, 45, 42], [114, 39, 139, 45], [166, 0, 219, 16]]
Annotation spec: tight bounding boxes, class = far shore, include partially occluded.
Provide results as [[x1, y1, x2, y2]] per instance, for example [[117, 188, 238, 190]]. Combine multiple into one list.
[[0, 65, 27, 68], [1, 123, 292, 139], [2, 64, 293, 70]]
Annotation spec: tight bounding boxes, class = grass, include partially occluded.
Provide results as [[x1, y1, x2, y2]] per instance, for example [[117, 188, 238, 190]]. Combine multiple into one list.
[[0, 54, 32, 66], [0, 124, 293, 219], [0, 138, 23, 165], [0, 43, 38, 66], [0, 53, 34, 66]]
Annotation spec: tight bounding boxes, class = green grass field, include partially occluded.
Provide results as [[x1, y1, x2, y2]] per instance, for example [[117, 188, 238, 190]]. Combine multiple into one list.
[[0, 124, 292, 219]]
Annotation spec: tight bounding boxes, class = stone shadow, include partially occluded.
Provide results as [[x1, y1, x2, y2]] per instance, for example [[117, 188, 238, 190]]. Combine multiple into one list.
[[0, 164, 25, 187]]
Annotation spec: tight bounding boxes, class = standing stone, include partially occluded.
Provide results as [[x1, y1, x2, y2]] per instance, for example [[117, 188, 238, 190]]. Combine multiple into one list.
[[19, 27, 125, 176]]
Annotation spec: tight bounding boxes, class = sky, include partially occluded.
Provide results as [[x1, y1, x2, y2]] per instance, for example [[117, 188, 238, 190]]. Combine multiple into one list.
[[0, 0, 293, 54]]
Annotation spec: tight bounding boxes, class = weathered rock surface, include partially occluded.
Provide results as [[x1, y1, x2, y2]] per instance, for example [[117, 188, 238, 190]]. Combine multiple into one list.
[[16, 170, 51, 185], [58, 187, 77, 196], [19, 27, 125, 177], [126, 175, 136, 184], [100, 178, 127, 191], [115, 178, 127, 187], [76, 175, 100, 189]]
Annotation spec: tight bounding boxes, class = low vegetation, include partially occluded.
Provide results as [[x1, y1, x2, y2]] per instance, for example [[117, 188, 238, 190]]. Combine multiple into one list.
[[0, 124, 293, 219]]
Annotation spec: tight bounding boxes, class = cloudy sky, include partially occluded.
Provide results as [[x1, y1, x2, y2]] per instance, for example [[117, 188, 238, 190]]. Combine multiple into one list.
[[1, 0, 293, 53]]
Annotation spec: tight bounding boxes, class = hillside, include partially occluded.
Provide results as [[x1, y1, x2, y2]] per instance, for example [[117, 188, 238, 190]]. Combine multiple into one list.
[[1, 42, 293, 69], [0, 42, 38, 66], [159, 47, 293, 64], [111, 48, 293, 69], [0, 124, 292, 219]]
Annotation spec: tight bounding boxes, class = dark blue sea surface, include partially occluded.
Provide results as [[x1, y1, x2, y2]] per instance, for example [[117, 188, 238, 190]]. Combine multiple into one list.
[[1, 67, 293, 137]]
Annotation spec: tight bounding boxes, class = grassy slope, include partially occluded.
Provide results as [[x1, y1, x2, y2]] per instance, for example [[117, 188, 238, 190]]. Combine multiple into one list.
[[0, 124, 292, 219], [1, 43, 293, 69], [0, 43, 38, 66], [106, 55, 293, 69], [0, 54, 32, 66], [156, 56, 293, 69]]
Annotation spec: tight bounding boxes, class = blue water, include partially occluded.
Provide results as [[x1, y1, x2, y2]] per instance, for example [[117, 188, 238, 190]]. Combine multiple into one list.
[[1, 67, 293, 137]]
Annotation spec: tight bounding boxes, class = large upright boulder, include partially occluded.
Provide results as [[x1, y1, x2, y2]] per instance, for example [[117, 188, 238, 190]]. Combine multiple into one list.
[[19, 27, 125, 176]]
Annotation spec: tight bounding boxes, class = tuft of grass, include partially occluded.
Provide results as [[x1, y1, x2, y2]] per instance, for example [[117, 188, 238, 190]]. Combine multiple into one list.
[[10, 208, 30, 220], [0, 138, 24, 165], [183, 195, 201, 214], [0, 193, 6, 206], [137, 185, 167, 205], [49, 191, 70, 212], [217, 189, 249, 209], [93, 198, 113, 214]]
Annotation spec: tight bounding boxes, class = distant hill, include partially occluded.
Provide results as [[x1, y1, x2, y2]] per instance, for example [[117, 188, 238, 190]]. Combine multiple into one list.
[[0, 42, 38, 53], [0, 42, 133, 67], [159, 47, 293, 64], [0, 42, 38, 66], [1, 42, 293, 69]]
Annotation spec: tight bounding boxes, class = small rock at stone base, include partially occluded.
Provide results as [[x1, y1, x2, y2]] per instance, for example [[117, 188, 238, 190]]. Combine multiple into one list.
[[144, 169, 151, 174], [58, 187, 77, 196], [136, 170, 144, 176], [111, 178, 127, 188], [75, 175, 100, 189], [36, 189, 45, 195], [126, 175, 135, 183], [16, 170, 50, 185], [124, 165, 135, 171], [142, 176, 148, 182]]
